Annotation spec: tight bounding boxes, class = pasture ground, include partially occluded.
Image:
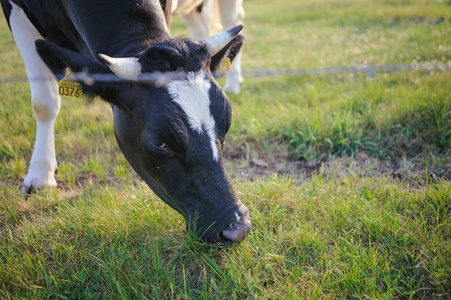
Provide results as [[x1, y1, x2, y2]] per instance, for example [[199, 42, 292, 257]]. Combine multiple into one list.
[[1, 0, 450, 298]]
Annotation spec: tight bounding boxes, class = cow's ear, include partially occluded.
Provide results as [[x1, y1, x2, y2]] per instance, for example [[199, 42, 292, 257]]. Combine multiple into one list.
[[35, 39, 118, 101], [210, 34, 244, 77], [35, 39, 110, 78]]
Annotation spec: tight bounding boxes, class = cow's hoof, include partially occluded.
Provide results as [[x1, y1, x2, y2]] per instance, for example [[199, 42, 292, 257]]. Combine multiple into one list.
[[24, 169, 58, 190], [20, 184, 57, 198], [21, 185, 35, 196]]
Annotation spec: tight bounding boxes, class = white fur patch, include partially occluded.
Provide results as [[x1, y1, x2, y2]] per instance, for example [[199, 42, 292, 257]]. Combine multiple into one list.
[[167, 72, 219, 161]]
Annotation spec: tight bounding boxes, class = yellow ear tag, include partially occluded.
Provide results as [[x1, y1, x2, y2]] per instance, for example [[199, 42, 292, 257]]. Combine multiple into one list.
[[58, 69, 83, 98], [216, 57, 232, 74]]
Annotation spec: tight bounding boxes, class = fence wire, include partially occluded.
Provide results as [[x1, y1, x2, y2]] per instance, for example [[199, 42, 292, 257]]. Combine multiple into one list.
[[0, 61, 450, 85], [242, 61, 451, 78]]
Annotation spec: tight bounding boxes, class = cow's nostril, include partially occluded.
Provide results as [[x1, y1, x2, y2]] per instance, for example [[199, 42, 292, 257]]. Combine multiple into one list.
[[221, 229, 244, 243], [218, 230, 234, 244], [220, 218, 251, 244]]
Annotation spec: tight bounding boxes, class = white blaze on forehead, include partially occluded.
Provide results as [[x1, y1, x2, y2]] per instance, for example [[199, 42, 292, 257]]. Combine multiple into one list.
[[167, 72, 219, 161]]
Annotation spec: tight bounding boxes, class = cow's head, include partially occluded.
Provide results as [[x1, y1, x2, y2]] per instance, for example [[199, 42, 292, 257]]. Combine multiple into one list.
[[35, 26, 250, 245]]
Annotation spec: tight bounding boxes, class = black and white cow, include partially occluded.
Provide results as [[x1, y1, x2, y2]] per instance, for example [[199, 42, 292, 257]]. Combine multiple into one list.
[[173, 0, 244, 93], [0, 0, 250, 245]]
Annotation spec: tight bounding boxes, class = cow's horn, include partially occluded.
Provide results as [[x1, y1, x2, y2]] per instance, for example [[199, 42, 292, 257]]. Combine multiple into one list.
[[98, 54, 141, 81], [202, 25, 243, 56]]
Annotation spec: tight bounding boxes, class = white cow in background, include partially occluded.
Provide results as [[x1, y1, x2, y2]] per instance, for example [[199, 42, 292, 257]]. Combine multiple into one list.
[[172, 0, 245, 93]]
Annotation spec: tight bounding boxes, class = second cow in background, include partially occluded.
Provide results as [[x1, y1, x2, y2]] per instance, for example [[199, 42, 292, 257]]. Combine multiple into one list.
[[172, 0, 245, 93]]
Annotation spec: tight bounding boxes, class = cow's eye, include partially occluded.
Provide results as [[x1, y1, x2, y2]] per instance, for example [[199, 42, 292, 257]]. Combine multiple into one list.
[[144, 137, 173, 157]]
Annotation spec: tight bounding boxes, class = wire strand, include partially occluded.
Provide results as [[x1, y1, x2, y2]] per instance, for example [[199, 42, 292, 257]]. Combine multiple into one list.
[[0, 61, 449, 84]]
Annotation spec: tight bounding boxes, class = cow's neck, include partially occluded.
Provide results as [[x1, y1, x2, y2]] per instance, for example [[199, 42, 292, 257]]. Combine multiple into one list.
[[61, 0, 171, 58]]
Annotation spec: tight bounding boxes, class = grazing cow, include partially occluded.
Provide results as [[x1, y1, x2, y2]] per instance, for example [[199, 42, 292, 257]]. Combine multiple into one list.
[[0, 0, 251, 245], [172, 0, 244, 93]]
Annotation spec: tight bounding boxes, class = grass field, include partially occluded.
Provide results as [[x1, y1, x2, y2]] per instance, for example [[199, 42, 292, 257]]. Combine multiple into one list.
[[1, 0, 451, 298]]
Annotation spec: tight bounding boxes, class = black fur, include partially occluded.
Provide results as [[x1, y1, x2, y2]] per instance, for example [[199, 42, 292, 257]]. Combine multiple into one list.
[[139, 38, 210, 73], [2, 0, 249, 244], [196, 2, 203, 13], [5, 0, 170, 57]]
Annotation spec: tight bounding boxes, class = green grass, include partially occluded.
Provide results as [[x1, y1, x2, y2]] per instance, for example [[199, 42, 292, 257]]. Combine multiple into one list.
[[1, 0, 451, 298], [1, 177, 450, 298]]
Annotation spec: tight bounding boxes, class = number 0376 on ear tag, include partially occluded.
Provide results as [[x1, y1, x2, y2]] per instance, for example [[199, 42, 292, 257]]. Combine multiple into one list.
[[58, 69, 83, 98]]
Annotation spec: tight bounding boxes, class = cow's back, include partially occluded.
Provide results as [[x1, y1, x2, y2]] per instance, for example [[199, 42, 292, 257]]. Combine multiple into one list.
[[1, 0, 170, 57]]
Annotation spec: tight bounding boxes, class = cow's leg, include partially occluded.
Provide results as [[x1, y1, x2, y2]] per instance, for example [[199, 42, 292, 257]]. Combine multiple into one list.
[[179, 2, 210, 39], [218, 0, 244, 94], [9, 3, 61, 190]]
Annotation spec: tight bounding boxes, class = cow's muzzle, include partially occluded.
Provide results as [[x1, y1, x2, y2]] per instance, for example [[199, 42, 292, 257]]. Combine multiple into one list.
[[194, 208, 252, 245], [220, 217, 252, 244]]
